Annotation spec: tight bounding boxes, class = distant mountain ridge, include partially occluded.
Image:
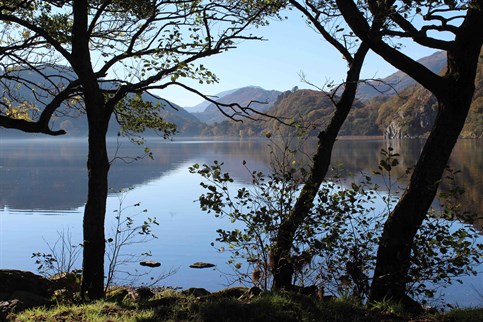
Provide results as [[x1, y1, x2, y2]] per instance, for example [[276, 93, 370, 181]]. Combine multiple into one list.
[[347, 51, 447, 101], [186, 88, 239, 113], [2, 50, 481, 139], [195, 50, 481, 139], [191, 86, 281, 124], [0, 65, 204, 137]]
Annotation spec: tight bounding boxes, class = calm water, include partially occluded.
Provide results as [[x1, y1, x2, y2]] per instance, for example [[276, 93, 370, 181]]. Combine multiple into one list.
[[0, 137, 481, 306]]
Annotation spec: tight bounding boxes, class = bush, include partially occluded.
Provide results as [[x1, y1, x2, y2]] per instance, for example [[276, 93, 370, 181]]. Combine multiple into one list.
[[191, 142, 482, 305]]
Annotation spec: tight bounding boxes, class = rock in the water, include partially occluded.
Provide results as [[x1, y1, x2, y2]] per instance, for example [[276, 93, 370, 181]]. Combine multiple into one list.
[[140, 261, 161, 267], [189, 262, 215, 269]]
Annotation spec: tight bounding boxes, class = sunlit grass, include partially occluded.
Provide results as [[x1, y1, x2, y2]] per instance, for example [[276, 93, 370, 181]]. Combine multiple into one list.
[[11, 290, 483, 322], [14, 301, 155, 322]]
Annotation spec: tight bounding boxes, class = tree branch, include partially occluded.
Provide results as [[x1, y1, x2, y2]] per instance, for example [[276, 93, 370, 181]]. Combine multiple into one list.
[[335, 0, 447, 97]]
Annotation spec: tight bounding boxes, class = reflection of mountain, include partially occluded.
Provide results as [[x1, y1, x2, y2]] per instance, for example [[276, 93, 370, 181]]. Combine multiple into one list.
[[1, 139, 480, 229], [0, 139, 189, 210], [0, 139, 273, 210], [331, 139, 482, 226]]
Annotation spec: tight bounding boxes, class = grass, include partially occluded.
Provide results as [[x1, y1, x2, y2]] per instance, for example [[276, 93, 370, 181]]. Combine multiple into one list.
[[12, 301, 155, 322], [440, 307, 483, 322], [9, 288, 483, 322]]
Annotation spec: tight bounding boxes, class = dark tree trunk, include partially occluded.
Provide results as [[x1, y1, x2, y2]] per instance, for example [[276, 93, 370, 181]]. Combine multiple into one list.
[[369, 48, 481, 305], [271, 44, 369, 290], [370, 80, 478, 304], [71, 0, 113, 300], [369, 96, 472, 303], [334, 0, 483, 304], [80, 102, 111, 300]]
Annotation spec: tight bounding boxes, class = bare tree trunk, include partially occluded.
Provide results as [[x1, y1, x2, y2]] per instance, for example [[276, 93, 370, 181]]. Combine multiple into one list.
[[370, 92, 475, 304], [71, 0, 112, 299], [80, 96, 111, 299], [370, 48, 481, 304], [333, 0, 483, 304], [271, 44, 369, 290]]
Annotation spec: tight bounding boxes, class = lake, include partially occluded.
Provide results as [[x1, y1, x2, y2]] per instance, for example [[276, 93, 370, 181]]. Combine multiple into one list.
[[0, 137, 481, 307]]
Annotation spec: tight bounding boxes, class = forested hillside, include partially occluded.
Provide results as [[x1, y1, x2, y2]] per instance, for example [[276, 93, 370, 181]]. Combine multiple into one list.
[[200, 51, 482, 139], [2, 51, 481, 139]]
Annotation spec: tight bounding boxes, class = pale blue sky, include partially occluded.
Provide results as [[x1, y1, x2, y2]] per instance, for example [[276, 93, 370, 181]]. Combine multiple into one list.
[[158, 10, 438, 109]]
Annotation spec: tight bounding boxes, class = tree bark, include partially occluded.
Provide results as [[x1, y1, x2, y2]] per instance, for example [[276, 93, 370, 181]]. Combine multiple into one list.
[[369, 26, 482, 305], [370, 58, 480, 303], [80, 96, 111, 300], [334, 0, 483, 304], [70, 0, 112, 299], [271, 44, 369, 290], [369, 97, 472, 302]]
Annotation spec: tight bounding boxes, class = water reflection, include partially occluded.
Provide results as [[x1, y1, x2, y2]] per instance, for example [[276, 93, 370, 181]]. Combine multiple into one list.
[[0, 137, 481, 305], [1, 138, 481, 221]]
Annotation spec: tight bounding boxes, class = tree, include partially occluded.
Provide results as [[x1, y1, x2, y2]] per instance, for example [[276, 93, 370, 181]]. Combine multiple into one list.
[[334, 0, 483, 305], [0, 0, 270, 299], [265, 0, 379, 291]]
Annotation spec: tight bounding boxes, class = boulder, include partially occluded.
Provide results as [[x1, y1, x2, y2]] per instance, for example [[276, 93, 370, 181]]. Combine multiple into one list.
[[10, 291, 50, 308], [239, 286, 262, 300], [0, 299, 21, 321], [0, 270, 54, 318], [181, 288, 211, 297], [189, 262, 215, 269], [105, 287, 130, 303], [51, 271, 81, 292], [0, 292, 50, 320], [0, 270, 53, 298], [139, 261, 161, 268], [211, 287, 248, 299], [292, 284, 318, 297], [129, 287, 155, 302]]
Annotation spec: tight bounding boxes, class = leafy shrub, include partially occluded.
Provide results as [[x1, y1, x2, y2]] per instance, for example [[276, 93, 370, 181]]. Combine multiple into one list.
[[191, 142, 482, 304]]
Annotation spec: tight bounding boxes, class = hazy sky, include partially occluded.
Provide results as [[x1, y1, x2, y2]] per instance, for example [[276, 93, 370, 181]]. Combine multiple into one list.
[[158, 10, 438, 109]]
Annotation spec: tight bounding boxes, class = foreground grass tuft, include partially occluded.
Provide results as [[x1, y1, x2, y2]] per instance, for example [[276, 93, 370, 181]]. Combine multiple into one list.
[[440, 307, 483, 322], [10, 289, 483, 322], [13, 301, 155, 322]]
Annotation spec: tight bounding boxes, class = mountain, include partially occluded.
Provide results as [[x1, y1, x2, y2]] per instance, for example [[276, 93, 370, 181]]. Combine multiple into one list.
[[199, 50, 482, 139], [2, 50, 481, 139], [0, 66, 204, 138], [186, 88, 239, 113], [197, 89, 338, 137], [153, 97, 205, 136], [353, 51, 447, 101], [47, 93, 205, 137], [373, 49, 482, 139], [191, 86, 282, 124]]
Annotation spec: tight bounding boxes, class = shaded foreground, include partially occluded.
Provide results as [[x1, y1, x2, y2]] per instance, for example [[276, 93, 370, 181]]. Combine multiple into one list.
[[6, 285, 483, 322]]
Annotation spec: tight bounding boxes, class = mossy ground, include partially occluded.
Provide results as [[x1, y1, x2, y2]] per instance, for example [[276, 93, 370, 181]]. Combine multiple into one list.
[[10, 288, 483, 322]]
